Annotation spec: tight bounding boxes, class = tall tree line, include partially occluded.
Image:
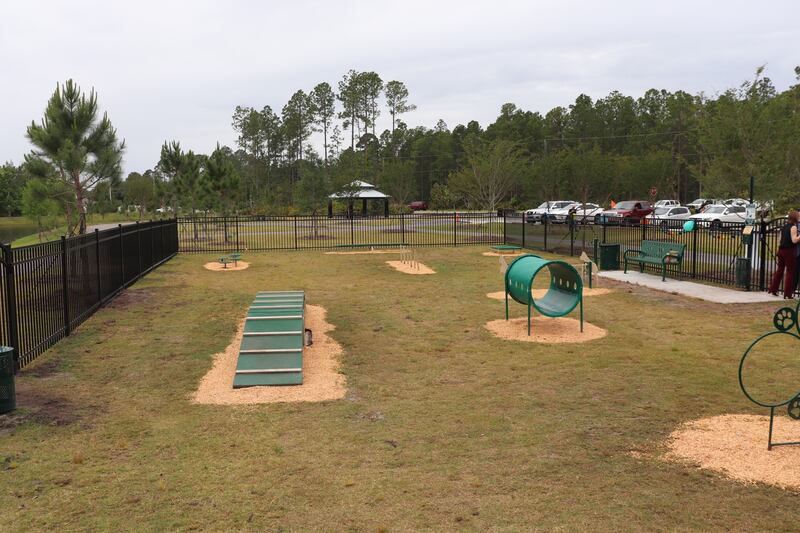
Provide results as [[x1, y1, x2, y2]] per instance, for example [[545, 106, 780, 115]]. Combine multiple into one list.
[[11, 66, 800, 236]]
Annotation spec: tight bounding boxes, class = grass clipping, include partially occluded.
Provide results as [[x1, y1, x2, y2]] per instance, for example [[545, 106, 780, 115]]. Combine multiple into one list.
[[192, 304, 345, 405], [666, 414, 800, 490], [485, 316, 607, 343], [486, 288, 612, 300], [203, 261, 250, 272], [386, 260, 436, 275]]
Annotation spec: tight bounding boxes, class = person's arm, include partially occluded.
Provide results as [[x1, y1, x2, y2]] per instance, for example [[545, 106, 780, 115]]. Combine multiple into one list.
[[791, 225, 800, 244]]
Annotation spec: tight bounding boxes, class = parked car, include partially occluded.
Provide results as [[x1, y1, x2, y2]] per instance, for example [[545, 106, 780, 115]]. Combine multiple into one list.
[[686, 198, 723, 212], [689, 204, 748, 228], [723, 198, 749, 207], [596, 200, 654, 224], [408, 201, 428, 211], [654, 199, 680, 208], [550, 203, 603, 223], [546, 202, 579, 223], [524, 201, 577, 223], [645, 206, 692, 227]]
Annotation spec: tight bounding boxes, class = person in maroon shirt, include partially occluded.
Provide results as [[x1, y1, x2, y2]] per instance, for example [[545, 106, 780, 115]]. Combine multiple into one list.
[[769, 211, 800, 298]]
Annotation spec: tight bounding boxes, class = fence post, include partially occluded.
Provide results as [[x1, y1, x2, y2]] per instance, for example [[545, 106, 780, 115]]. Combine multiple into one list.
[[453, 211, 457, 246], [503, 213, 507, 245], [569, 217, 575, 256], [61, 236, 70, 336], [543, 216, 548, 251], [294, 216, 298, 250], [350, 214, 354, 246], [1, 244, 19, 371], [119, 224, 125, 286], [522, 213, 526, 248], [136, 221, 142, 277], [691, 224, 698, 279], [401, 213, 405, 245], [602, 221, 607, 244], [759, 219, 767, 290], [95, 229, 101, 304], [235, 215, 240, 250]]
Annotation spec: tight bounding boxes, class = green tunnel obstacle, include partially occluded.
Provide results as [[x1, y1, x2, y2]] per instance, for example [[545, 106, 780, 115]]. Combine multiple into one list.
[[233, 291, 305, 387], [504, 254, 583, 335]]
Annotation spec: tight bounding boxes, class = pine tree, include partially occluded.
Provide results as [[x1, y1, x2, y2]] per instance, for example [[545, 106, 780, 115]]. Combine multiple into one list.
[[25, 79, 125, 235]]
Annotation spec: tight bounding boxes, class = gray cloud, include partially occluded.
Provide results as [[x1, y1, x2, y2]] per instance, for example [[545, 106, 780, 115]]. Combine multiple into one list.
[[0, 0, 797, 172]]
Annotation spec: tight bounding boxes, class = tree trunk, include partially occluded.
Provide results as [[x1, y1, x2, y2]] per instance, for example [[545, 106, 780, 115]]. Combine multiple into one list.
[[75, 183, 87, 235]]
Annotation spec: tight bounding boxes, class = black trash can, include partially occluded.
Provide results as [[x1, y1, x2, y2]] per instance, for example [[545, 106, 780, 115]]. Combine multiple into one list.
[[0, 346, 15, 414], [735, 257, 751, 289], [598, 243, 620, 270]]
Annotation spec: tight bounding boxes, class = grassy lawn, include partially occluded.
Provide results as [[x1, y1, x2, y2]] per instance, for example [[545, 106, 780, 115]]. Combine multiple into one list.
[[8, 214, 143, 247], [0, 246, 795, 530]]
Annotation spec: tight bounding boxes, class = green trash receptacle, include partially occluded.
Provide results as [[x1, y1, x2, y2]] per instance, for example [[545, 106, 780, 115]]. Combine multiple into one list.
[[598, 243, 620, 270], [0, 346, 15, 414], [735, 257, 751, 289]]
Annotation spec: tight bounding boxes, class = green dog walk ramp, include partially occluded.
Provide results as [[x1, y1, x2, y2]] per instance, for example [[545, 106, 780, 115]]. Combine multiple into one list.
[[233, 291, 305, 388]]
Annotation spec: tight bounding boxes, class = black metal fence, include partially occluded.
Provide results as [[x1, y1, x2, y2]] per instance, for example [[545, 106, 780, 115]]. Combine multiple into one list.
[[177, 213, 504, 252], [0, 219, 178, 369], [506, 215, 790, 292], [0, 212, 790, 371]]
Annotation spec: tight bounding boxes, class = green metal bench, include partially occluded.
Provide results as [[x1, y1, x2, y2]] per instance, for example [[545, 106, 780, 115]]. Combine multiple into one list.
[[623, 240, 685, 281], [219, 252, 243, 268]]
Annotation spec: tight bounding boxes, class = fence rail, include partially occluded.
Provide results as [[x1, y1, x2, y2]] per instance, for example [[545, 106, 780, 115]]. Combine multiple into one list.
[[177, 213, 504, 252], [0, 219, 178, 369]]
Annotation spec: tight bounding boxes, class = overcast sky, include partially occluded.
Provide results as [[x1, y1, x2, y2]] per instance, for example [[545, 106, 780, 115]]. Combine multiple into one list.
[[1, 0, 797, 173]]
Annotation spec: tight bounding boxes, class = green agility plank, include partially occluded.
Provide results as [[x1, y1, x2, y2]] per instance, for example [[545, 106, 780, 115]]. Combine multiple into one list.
[[504, 254, 583, 336], [233, 290, 305, 387]]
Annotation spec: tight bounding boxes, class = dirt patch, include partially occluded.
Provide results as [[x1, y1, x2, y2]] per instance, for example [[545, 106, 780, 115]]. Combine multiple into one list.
[[486, 288, 613, 300], [386, 260, 436, 275], [107, 288, 153, 309], [23, 357, 63, 378], [0, 385, 83, 435], [482, 251, 524, 257], [484, 316, 607, 343], [203, 261, 250, 272], [191, 304, 346, 405], [665, 414, 800, 490], [325, 250, 404, 255]]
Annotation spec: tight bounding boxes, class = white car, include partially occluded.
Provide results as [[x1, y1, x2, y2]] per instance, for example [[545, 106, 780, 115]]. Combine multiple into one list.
[[654, 200, 680, 208], [525, 201, 577, 223], [645, 206, 692, 226], [550, 203, 603, 223], [689, 204, 748, 226], [686, 198, 722, 211], [723, 198, 749, 207]]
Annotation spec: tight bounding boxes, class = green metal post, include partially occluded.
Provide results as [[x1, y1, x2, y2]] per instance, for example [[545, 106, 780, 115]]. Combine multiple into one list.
[[527, 302, 532, 336]]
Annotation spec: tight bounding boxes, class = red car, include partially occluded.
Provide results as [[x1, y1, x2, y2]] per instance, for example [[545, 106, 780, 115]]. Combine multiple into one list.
[[408, 201, 428, 211], [597, 201, 654, 224]]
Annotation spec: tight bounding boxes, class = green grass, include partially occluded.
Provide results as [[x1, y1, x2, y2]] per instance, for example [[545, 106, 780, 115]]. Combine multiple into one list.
[[0, 247, 795, 530], [9, 213, 147, 247]]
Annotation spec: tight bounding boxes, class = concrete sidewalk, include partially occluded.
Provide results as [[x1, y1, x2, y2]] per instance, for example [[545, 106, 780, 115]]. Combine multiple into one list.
[[598, 270, 782, 304]]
